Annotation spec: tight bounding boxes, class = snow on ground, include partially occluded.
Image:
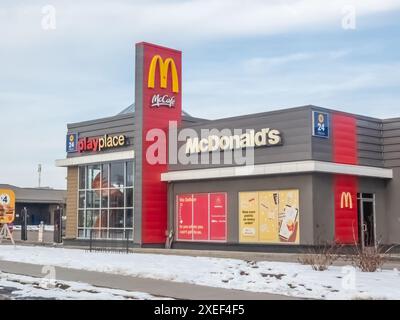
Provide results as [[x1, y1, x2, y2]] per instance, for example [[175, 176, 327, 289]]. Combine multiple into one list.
[[0, 271, 171, 300], [0, 245, 399, 299]]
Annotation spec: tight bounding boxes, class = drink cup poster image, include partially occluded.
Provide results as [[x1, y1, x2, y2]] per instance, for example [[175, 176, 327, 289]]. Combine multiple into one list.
[[239, 190, 300, 244]]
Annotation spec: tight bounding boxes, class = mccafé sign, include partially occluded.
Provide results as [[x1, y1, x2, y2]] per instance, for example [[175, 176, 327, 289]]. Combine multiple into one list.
[[186, 128, 282, 154], [148, 54, 179, 108], [78, 134, 127, 153]]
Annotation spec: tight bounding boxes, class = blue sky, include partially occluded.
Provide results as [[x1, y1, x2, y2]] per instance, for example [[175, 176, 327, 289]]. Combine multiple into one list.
[[1, 0, 400, 188]]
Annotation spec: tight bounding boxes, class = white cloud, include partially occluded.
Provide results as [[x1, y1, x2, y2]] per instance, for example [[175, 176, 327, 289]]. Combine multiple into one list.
[[1, 0, 400, 47]]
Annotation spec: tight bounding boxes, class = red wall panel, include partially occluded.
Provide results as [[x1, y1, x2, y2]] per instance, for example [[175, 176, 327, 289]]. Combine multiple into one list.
[[332, 113, 359, 244], [210, 193, 227, 241], [334, 175, 359, 244], [193, 194, 209, 241], [138, 43, 182, 243], [332, 113, 357, 165], [177, 195, 193, 240]]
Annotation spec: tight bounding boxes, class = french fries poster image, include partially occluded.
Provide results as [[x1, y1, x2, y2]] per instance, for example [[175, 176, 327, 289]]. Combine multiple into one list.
[[239, 190, 299, 244]]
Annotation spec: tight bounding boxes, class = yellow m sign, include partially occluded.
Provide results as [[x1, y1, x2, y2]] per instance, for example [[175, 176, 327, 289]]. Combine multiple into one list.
[[148, 55, 179, 93], [340, 192, 353, 209]]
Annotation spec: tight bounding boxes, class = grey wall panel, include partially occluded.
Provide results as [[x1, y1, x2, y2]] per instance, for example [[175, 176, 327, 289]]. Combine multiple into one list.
[[133, 44, 144, 245], [357, 118, 384, 167], [384, 152, 400, 160], [383, 119, 400, 168], [312, 174, 334, 244], [169, 173, 315, 245], [358, 158, 384, 167], [358, 143, 383, 153], [66, 114, 135, 159], [384, 168, 400, 244], [383, 129, 400, 138], [169, 107, 313, 171], [384, 144, 400, 153], [384, 159, 400, 168], [358, 135, 382, 145], [358, 150, 384, 161], [357, 127, 382, 138], [383, 120, 400, 131]]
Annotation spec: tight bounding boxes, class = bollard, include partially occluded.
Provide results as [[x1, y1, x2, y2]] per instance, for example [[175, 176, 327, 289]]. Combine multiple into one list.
[[38, 221, 45, 243]]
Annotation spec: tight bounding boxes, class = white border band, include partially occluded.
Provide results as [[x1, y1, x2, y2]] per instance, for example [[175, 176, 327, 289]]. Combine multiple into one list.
[[55, 150, 134, 167], [161, 160, 393, 181]]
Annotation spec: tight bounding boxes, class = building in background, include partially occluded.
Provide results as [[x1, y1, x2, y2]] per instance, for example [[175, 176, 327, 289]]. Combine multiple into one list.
[[0, 184, 66, 225]]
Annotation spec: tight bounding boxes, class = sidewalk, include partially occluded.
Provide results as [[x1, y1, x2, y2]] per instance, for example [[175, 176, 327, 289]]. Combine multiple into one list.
[[0, 260, 298, 300]]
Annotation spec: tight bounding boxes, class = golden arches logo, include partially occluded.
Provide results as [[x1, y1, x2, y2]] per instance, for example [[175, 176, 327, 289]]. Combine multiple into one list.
[[340, 192, 353, 209], [147, 55, 179, 93]]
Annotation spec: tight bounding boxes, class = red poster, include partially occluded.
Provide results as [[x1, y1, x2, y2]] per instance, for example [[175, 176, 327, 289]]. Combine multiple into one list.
[[177, 195, 193, 240], [210, 193, 227, 241], [193, 194, 209, 241]]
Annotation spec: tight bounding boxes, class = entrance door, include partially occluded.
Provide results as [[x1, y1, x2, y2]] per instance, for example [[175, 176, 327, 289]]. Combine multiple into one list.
[[357, 193, 376, 247]]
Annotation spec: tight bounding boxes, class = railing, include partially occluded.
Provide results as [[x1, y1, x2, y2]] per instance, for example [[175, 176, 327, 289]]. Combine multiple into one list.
[[88, 229, 133, 253]]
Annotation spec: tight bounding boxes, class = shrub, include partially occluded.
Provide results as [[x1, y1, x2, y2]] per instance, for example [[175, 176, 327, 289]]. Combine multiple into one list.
[[347, 242, 395, 272], [298, 242, 341, 271]]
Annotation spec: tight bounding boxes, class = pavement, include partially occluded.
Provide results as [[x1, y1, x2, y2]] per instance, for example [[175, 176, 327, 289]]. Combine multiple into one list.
[[0, 260, 298, 300]]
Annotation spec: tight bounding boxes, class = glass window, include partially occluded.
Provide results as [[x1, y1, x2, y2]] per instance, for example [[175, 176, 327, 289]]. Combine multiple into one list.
[[78, 191, 86, 209], [110, 188, 124, 207], [109, 209, 124, 228], [87, 165, 101, 190], [110, 162, 124, 188], [86, 191, 100, 208], [126, 161, 134, 187], [100, 209, 108, 228], [85, 210, 94, 228], [78, 229, 85, 238], [125, 229, 133, 240], [126, 209, 133, 228], [90, 229, 101, 239], [77, 161, 134, 240], [101, 189, 109, 208], [102, 164, 109, 188], [108, 229, 124, 240], [126, 188, 133, 208], [78, 210, 85, 228], [79, 167, 86, 189]]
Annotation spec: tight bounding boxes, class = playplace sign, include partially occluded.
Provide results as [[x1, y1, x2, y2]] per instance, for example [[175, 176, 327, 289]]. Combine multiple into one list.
[[67, 134, 127, 153]]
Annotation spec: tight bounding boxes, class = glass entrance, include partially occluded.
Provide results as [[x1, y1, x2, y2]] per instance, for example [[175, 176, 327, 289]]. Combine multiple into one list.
[[357, 193, 376, 247]]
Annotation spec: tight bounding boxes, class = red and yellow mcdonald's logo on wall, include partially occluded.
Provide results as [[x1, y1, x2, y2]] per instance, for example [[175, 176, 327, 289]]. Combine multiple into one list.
[[147, 55, 179, 93], [340, 191, 353, 209]]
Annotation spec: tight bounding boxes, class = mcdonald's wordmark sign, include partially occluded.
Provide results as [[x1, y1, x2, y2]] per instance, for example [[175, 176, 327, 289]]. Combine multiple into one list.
[[134, 42, 182, 244]]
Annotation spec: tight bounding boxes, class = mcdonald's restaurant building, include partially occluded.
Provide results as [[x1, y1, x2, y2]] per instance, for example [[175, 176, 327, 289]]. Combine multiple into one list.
[[56, 42, 400, 251]]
